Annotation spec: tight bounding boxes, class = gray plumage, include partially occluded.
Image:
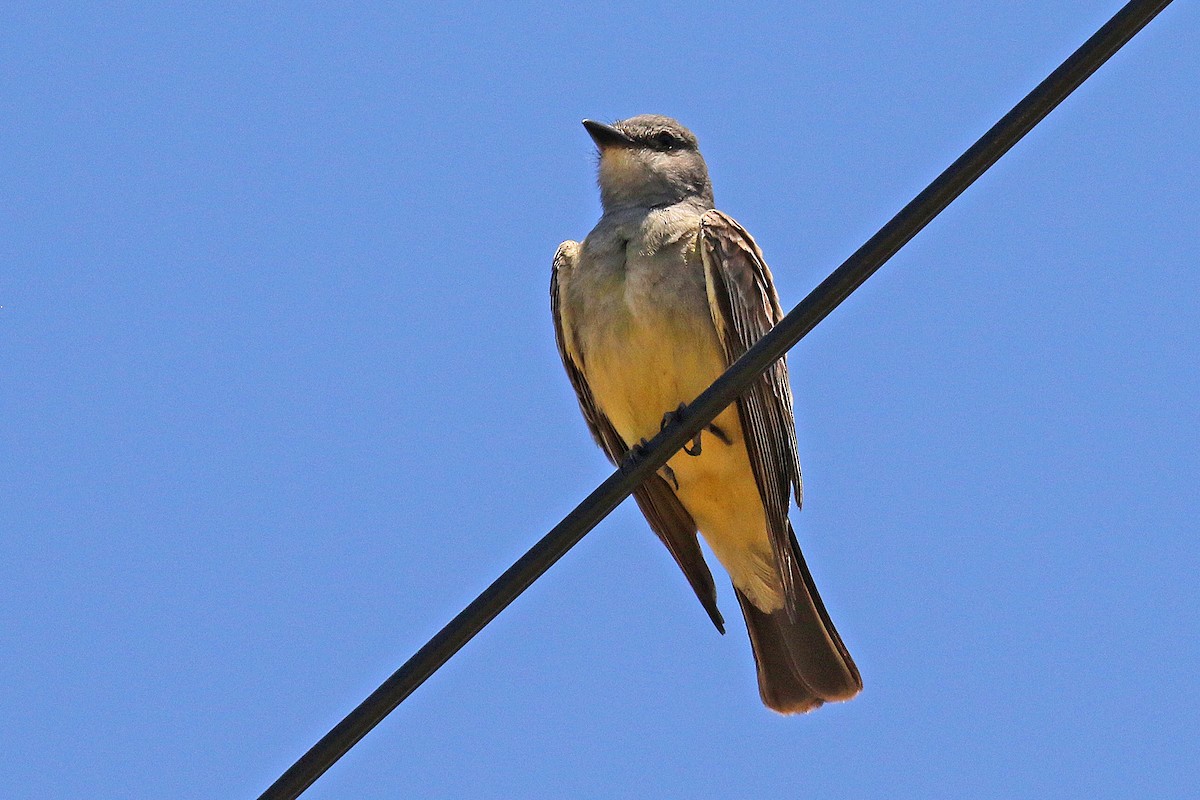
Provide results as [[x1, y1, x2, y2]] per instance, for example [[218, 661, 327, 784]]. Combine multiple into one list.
[[552, 115, 860, 713]]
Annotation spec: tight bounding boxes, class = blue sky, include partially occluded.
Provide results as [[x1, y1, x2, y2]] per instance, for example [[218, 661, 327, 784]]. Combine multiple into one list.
[[3, 2, 1197, 798]]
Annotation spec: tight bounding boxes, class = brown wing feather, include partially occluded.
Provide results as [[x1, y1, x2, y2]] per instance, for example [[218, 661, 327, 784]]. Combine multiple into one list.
[[698, 211, 806, 620], [700, 214, 862, 707], [551, 242, 724, 633]]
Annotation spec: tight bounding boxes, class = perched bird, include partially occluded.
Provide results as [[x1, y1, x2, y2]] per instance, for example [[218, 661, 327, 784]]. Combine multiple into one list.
[[551, 115, 861, 713]]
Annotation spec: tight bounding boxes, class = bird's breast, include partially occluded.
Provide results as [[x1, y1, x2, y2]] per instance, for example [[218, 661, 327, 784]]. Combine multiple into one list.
[[574, 238, 726, 448], [566, 213, 783, 609]]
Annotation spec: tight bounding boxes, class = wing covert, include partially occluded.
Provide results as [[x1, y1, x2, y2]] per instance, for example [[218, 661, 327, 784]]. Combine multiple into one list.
[[699, 210, 806, 619]]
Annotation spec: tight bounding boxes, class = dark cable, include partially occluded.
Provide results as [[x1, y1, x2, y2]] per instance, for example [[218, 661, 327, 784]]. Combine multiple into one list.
[[258, 2, 1174, 797]]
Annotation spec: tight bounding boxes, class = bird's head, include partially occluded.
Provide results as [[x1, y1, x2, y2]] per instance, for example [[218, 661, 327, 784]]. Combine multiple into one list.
[[583, 115, 714, 212]]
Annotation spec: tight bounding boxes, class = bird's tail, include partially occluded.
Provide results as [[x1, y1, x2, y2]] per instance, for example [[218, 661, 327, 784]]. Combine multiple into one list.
[[735, 529, 861, 714]]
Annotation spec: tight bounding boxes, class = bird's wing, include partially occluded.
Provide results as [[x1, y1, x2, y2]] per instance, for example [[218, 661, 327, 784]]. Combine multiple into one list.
[[552, 241, 724, 633], [699, 210, 807, 619]]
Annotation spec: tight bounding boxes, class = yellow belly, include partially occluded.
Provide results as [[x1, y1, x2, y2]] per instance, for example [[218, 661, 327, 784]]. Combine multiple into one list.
[[586, 306, 723, 445], [585, 305, 785, 611]]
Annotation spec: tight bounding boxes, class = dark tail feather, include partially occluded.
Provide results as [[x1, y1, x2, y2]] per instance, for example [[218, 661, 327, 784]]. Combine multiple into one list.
[[736, 534, 861, 714]]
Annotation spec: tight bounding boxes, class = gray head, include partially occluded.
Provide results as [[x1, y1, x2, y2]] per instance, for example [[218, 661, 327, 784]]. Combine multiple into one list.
[[582, 114, 714, 212]]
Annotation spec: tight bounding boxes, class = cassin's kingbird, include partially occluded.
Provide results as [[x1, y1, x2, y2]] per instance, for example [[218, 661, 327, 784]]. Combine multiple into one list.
[[551, 115, 861, 713]]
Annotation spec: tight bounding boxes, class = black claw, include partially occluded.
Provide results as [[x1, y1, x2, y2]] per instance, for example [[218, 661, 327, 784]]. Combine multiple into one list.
[[659, 463, 679, 491], [707, 423, 732, 446], [622, 438, 652, 470], [659, 402, 688, 431], [661, 403, 705, 457]]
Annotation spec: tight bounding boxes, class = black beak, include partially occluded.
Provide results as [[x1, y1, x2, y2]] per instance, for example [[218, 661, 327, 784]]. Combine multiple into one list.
[[582, 119, 634, 150]]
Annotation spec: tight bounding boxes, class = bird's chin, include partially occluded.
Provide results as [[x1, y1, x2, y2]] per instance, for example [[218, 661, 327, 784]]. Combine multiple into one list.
[[597, 149, 660, 203]]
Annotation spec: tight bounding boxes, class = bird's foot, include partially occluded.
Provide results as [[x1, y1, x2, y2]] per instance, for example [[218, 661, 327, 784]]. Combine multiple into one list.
[[707, 422, 732, 446], [661, 404, 732, 456], [623, 438, 651, 468], [659, 404, 687, 432], [660, 403, 706, 457], [624, 437, 679, 489]]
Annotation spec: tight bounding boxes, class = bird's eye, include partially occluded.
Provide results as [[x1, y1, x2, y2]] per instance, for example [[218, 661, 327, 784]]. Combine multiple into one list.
[[654, 131, 683, 150]]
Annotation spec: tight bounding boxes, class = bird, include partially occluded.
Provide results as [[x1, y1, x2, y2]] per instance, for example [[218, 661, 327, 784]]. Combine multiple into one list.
[[551, 114, 861, 713]]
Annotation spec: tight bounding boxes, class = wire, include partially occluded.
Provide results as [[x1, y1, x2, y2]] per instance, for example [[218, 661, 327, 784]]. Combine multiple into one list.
[[257, 1, 1174, 797]]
